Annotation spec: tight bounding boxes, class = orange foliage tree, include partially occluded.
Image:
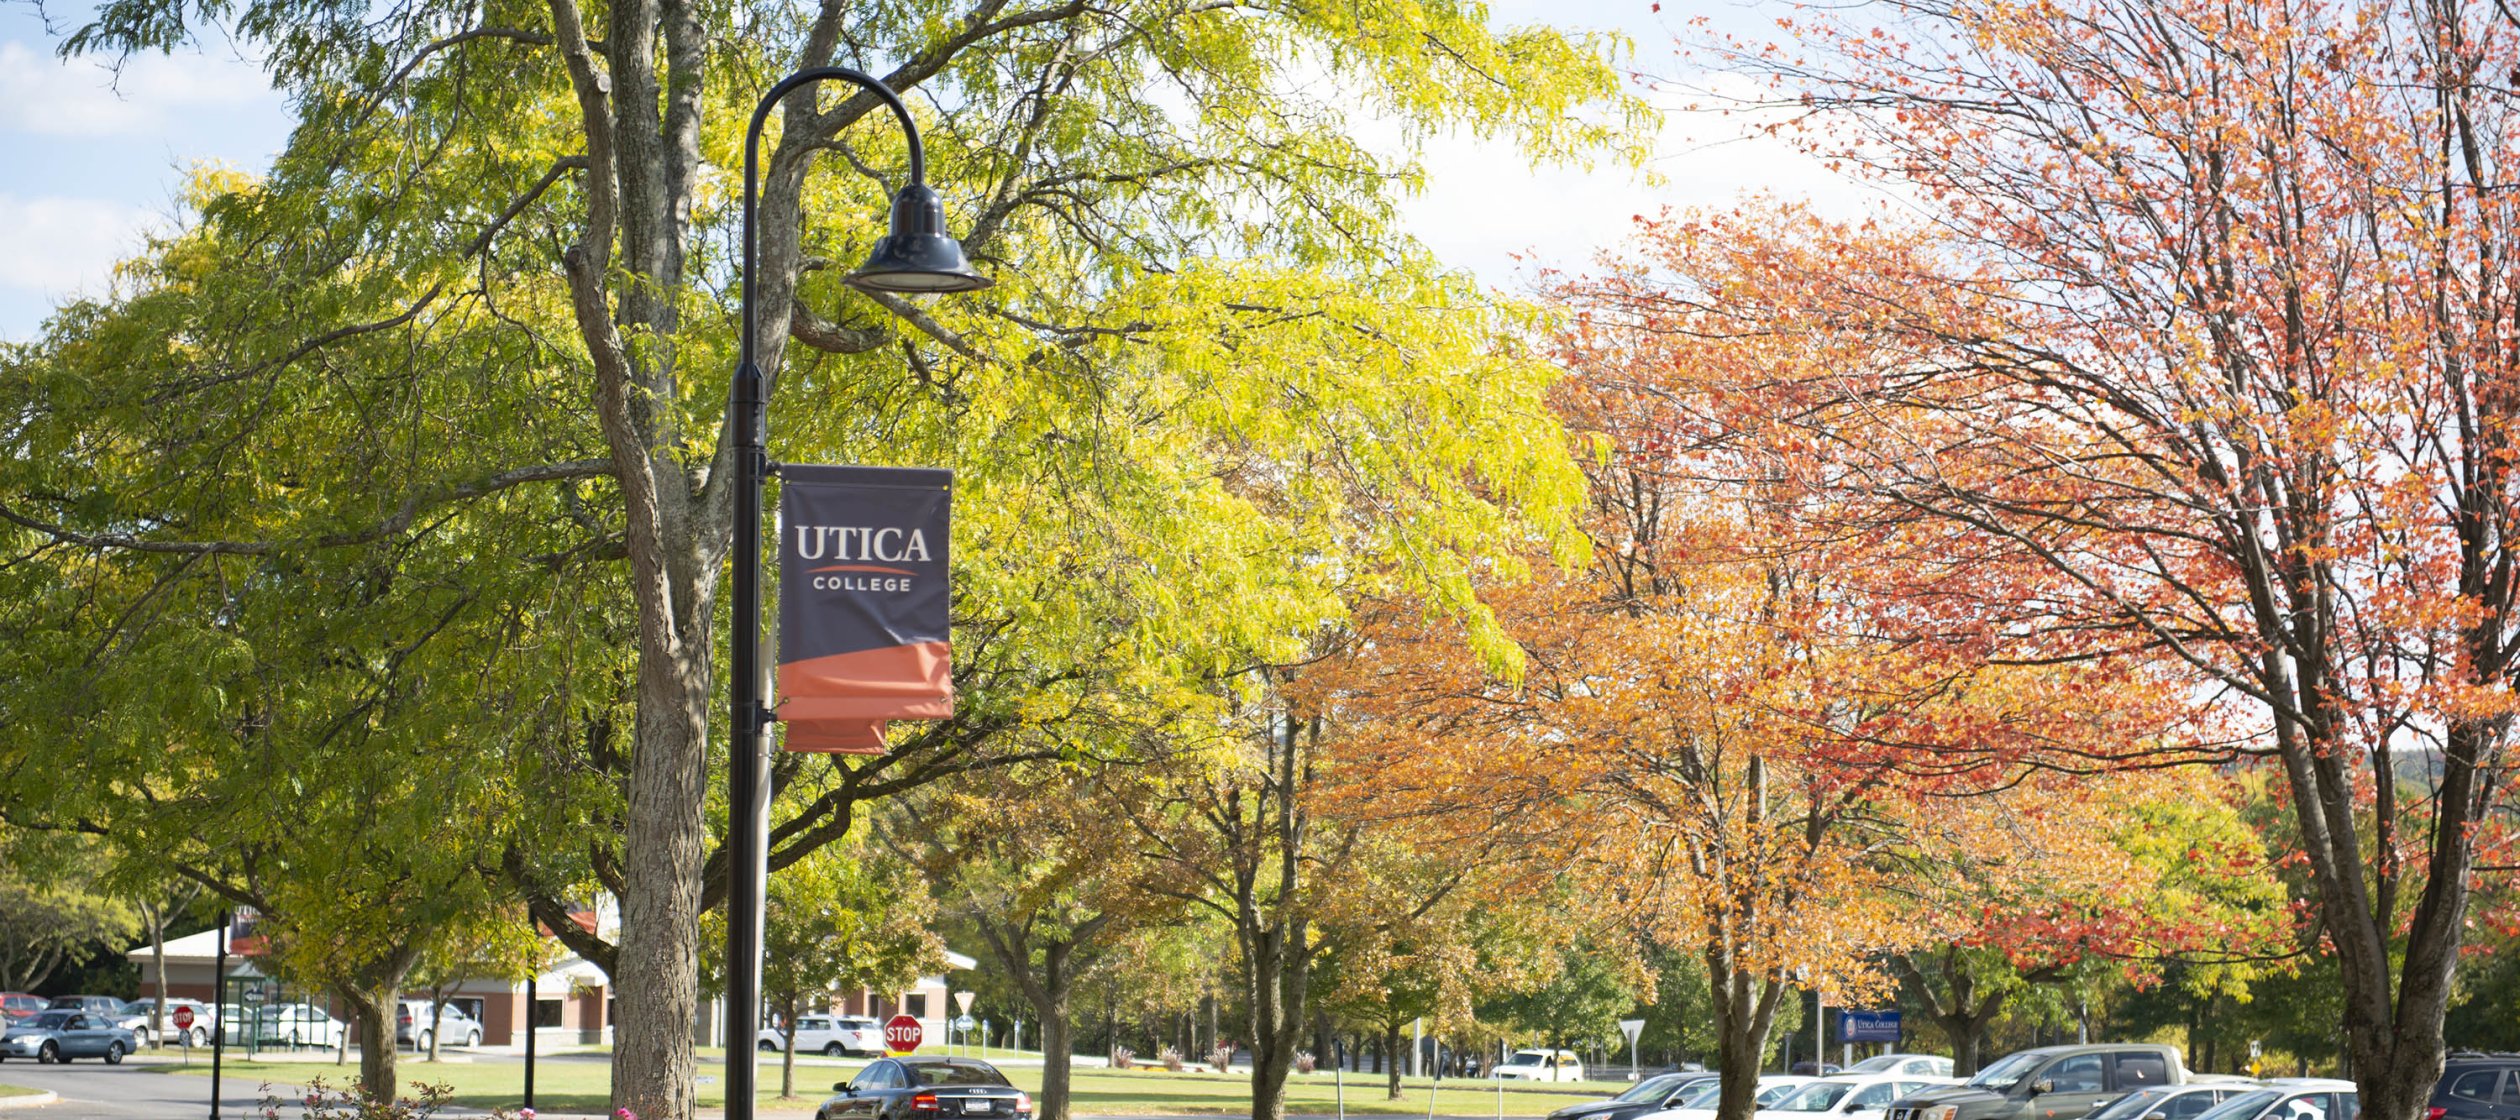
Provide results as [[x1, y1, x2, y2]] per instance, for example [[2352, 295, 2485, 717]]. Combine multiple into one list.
[[1309, 344, 2228, 1108], [1593, 0, 2520, 1109]]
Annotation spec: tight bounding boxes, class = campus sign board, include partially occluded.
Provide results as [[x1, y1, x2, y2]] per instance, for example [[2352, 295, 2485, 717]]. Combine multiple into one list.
[[777, 465, 954, 754], [1840, 1009, 1901, 1043]]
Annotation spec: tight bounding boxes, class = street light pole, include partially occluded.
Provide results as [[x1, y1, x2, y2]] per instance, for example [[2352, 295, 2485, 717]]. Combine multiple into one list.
[[727, 66, 989, 1120]]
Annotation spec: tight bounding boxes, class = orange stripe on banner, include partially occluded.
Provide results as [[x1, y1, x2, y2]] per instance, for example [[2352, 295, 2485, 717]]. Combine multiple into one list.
[[777, 641, 951, 703], [776, 641, 953, 754], [782, 719, 891, 755]]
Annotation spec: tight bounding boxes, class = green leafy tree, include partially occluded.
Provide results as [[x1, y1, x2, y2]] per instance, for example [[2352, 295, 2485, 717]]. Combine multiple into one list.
[[886, 765, 1182, 1120], [410, 909, 549, 1061], [12, 0, 1647, 1109], [0, 830, 139, 992], [1477, 941, 1637, 1061], [704, 841, 945, 1099]]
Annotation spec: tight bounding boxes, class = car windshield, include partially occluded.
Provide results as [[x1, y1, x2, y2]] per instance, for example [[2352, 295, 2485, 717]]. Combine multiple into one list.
[[1672, 1082, 1724, 1109], [1846, 1057, 1903, 1073], [1758, 1083, 1812, 1106], [25, 1012, 74, 1029], [1503, 1053, 1545, 1067], [2194, 1092, 2282, 1120], [1619, 1076, 1691, 1103], [2087, 1090, 2178, 1120], [915, 1063, 1012, 1087], [1773, 1082, 1859, 1112], [1966, 1052, 2047, 1091]]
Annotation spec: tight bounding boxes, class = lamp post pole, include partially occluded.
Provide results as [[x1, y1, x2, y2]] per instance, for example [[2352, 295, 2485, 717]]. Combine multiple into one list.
[[727, 66, 989, 1120]]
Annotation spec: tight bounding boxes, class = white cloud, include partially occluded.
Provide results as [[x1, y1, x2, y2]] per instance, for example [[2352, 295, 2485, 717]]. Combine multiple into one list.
[[0, 39, 278, 138], [0, 192, 158, 294]]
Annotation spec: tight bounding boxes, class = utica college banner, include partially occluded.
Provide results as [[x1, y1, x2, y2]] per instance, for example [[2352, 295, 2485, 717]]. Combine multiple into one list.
[[776, 464, 953, 754]]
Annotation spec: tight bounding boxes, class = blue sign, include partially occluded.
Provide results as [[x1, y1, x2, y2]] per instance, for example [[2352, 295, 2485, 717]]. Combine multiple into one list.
[[1840, 1010, 1901, 1043]]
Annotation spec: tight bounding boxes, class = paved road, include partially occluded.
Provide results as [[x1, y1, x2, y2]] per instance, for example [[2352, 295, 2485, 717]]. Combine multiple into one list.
[[0, 1054, 295, 1119]]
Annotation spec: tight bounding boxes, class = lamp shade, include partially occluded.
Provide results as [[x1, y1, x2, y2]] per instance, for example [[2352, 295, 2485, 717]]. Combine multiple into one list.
[[844, 183, 992, 294]]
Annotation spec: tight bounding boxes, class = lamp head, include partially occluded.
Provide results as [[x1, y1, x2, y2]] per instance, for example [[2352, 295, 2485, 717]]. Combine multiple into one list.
[[843, 182, 992, 295]]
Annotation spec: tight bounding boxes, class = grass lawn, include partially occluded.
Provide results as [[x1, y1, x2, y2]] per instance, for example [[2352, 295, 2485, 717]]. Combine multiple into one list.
[[0, 1084, 43, 1098], [167, 1056, 1615, 1116]]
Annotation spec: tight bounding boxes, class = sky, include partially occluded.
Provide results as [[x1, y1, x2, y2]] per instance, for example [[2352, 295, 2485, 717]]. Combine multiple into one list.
[[0, 0, 1882, 342]]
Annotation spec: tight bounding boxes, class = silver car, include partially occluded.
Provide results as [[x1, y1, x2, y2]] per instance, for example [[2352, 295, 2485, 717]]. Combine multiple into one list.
[[0, 1010, 139, 1064], [124, 998, 216, 1047]]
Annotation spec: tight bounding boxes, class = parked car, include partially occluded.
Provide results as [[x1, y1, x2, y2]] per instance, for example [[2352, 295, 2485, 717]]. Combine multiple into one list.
[[1851, 1056, 1958, 1079], [1638, 1075, 1823, 1120], [815, 1056, 1034, 1120], [124, 998, 216, 1046], [1546, 1072, 1725, 1120], [2191, 1082, 2357, 1120], [1494, 1049, 1588, 1082], [45, 995, 130, 1017], [396, 1000, 484, 1049], [1759, 1076, 1962, 1120], [2085, 1082, 2262, 1120], [2434, 1053, 2520, 1120], [0, 994, 43, 1021], [0, 1009, 139, 1064], [762, 1014, 888, 1057], [1886, 1045, 2190, 1120], [255, 1003, 346, 1048]]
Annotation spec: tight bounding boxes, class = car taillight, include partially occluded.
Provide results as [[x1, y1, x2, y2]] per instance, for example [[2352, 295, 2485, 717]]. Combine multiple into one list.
[[1017, 1093, 1034, 1114], [2428, 1110, 2447, 1120], [912, 1094, 940, 1113]]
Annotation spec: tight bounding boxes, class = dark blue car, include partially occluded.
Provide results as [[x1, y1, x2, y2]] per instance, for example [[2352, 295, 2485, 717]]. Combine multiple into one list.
[[0, 1009, 139, 1064]]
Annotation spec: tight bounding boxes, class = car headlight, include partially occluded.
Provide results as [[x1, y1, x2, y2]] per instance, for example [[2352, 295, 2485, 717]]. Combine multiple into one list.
[[1927, 1107, 1958, 1120]]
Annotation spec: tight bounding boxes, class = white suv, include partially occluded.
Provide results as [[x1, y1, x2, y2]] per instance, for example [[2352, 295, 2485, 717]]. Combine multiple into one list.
[[758, 1014, 885, 1057], [1492, 1049, 1585, 1082]]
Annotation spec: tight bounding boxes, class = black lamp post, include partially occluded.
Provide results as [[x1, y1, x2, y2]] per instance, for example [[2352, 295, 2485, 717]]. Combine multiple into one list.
[[727, 67, 989, 1120]]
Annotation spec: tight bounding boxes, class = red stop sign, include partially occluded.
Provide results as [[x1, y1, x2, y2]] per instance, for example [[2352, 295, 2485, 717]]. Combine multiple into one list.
[[884, 1013, 924, 1054], [171, 1006, 195, 1030]]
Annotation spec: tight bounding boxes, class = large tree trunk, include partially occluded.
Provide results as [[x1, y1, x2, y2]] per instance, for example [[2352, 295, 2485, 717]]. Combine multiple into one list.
[[612, 661, 713, 1120], [146, 904, 166, 1047], [781, 992, 800, 1098], [1384, 1019, 1404, 1100], [339, 979, 405, 1102], [1028, 942, 1081, 1120], [1707, 963, 1785, 1120], [1894, 954, 2004, 1076]]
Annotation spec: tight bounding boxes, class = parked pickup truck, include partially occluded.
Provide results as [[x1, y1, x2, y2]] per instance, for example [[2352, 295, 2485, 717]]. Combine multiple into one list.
[[1885, 1045, 2190, 1120]]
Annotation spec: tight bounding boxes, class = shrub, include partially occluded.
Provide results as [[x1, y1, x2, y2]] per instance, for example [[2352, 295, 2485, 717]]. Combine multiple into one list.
[[1159, 1046, 1186, 1072], [1294, 1051, 1317, 1074], [1208, 1043, 1235, 1072], [1113, 1046, 1135, 1070], [260, 1079, 475, 1120]]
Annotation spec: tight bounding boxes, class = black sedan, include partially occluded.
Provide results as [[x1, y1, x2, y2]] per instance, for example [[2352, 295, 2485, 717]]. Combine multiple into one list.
[[1547, 1072, 1724, 1120], [817, 1057, 1034, 1120]]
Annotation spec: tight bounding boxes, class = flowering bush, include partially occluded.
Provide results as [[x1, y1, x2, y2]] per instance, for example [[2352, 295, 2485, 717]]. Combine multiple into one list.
[[1208, 1044, 1235, 1072], [259, 1078, 461, 1120], [1293, 1051, 1317, 1074], [1158, 1046, 1186, 1072], [1112, 1046, 1135, 1070]]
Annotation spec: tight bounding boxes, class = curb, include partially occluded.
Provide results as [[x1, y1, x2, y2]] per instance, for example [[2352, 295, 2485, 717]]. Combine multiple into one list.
[[0, 1091, 58, 1111]]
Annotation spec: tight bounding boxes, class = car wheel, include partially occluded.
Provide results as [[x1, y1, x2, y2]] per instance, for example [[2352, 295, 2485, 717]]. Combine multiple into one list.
[[759, 1039, 780, 1052], [419, 1030, 433, 1052], [464, 1031, 480, 1048], [37, 1042, 58, 1065], [105, 1042, 125, 1065], [825, 1042, 847, 1057], [288, 1030, 303, 1047], [192, 1028, 208, 1048]]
